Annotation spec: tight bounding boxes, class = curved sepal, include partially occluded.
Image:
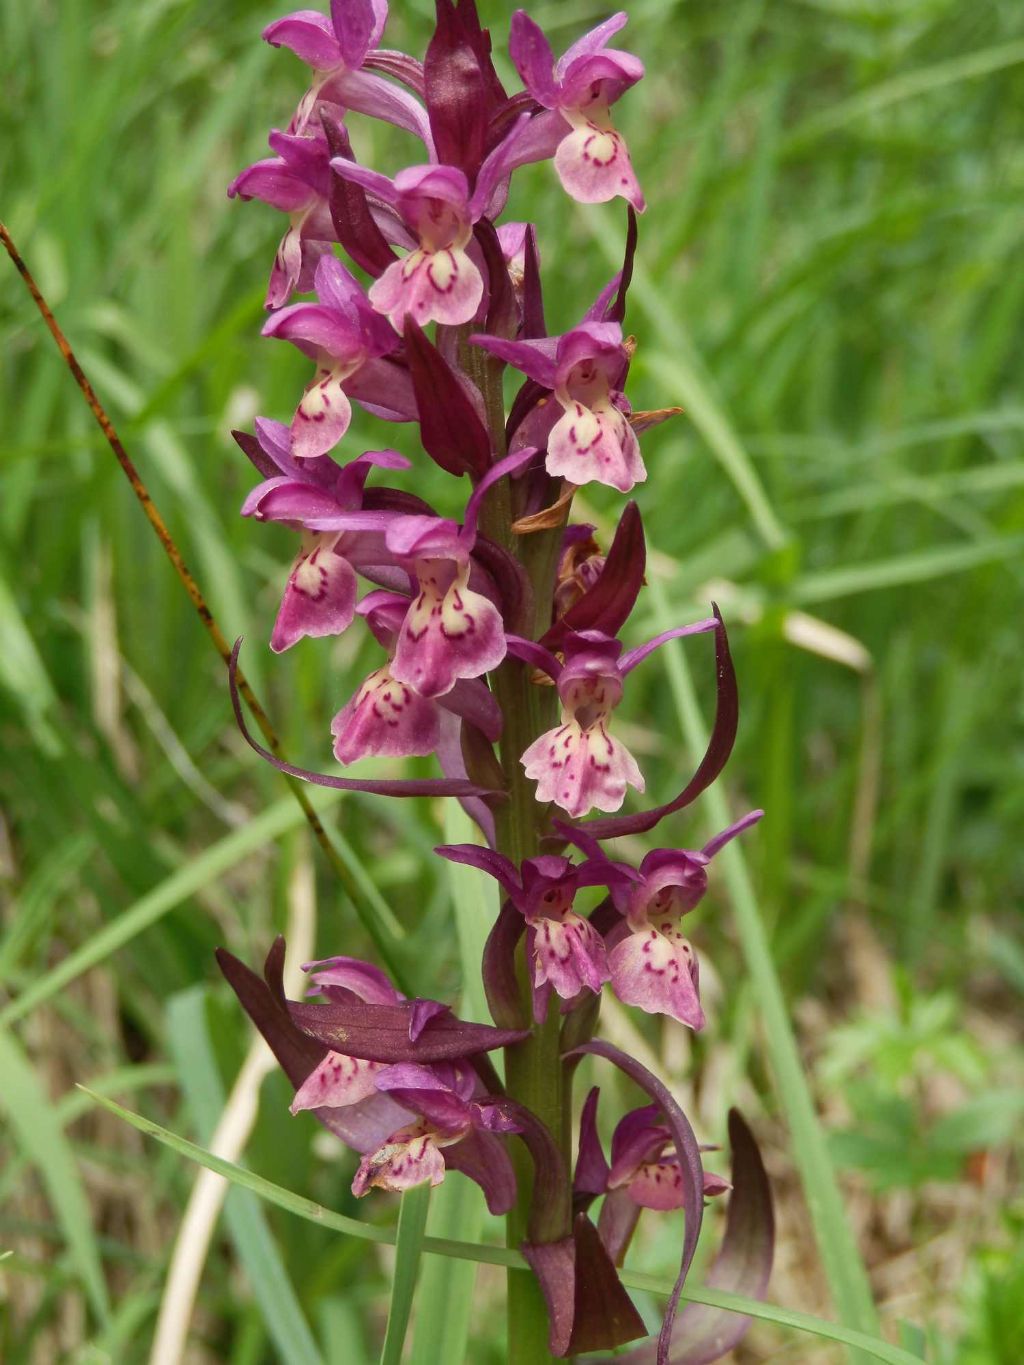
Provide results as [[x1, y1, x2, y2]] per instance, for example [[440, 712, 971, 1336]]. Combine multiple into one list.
[[581, 607, 738, 840], [620, 1109, 775, 1364], [567, 1040, 704, 1365], [229, 639, 501, 799]]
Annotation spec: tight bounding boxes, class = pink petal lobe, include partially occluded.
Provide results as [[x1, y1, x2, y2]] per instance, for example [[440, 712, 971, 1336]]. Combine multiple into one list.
[[369, 248, 483, 330], [531, 913, 610, 1000], [331, 665, 441, 764], [352, 1124, 448, 1195], [291, 366, 355, 459], [554, 119, 645, 211], [546, 398, 645, 492], [391, 572, 507, 699], [608, 927, 706, 1030], [290, 1049, 384, 1113], [522, 721, 643, 819], [271, 543, 358, 652]]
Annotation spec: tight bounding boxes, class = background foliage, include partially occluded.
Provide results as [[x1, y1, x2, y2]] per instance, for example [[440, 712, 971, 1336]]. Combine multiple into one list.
[[1, 0, 1022, 1360]]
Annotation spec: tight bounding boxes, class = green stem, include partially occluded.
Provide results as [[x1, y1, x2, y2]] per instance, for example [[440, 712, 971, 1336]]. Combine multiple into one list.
[[472, 341, 566, 1365]]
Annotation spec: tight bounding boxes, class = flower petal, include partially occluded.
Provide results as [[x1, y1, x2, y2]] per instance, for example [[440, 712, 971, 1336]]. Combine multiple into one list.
[[554, 119, 645, 210], [331, 665, 440, 763], [522, 720, 644, 819], [270, 543, 357, 652], [290, 1049, 384, 1112], [608, 925, 706, 1031]]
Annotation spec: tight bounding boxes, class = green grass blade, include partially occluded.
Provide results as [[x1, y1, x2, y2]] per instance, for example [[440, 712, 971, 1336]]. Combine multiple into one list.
[[790, 39, 1024, 146], [409, 1176, 484, 1365], [82, 1090, 926, 1365], [0, 789, 339, 1028], [650, 579, 880, 1358], [793, 536, 1024, 605], [0, 1030, 111, 1323], [380, 1183, 431, 1365], [408, 805, 491, 1364], [167, 988, 324, 1365]]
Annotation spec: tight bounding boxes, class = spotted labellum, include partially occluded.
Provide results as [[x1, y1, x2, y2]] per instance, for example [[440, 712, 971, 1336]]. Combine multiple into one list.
[[222, 3, 774, 1361]]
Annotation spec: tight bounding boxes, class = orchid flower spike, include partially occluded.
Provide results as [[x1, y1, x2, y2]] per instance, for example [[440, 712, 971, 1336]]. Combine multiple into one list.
[[510, 10, 645, 210]]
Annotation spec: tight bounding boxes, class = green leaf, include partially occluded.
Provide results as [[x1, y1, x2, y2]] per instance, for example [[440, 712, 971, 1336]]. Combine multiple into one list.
[[408, 804, 493, 1365], [167, 987, 325, 1365], [380, 1183, 431, 1365], [0, 1030, 110, 1323], [83, 1091, 929, 1365], [649, 579, 880, 1359], [409, 1176, 484, 1365]]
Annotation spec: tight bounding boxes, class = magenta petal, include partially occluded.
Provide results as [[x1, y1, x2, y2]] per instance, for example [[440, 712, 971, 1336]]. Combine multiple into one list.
[[270, 544, 357, 653], [558, 12, 630, 72], [407, 998, 450, 1041], [470, 332, 559, 389], [509, 10, 558, 106], [701, 807, 765, 858], [263, 12, 340, 67], [619, 616, 719, 675], [303, 955, 401, 1005], [330, 0, 385, 67], [228, 159, 310, 210], [433, 843, 519, 893], [330, 68, 433, 146]]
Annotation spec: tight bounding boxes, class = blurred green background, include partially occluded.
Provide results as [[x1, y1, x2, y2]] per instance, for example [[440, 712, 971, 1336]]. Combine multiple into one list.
[[2, 0, 1023, 1360]]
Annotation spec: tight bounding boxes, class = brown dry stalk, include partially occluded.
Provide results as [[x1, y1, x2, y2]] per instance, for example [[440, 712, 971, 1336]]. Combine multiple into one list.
[[1, 221, 359, 895]]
